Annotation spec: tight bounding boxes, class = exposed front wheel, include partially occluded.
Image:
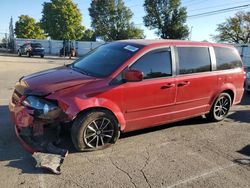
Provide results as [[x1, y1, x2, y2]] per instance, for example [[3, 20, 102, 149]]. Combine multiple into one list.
[[18, 51, 21, 56], [71, 110, 120, 151], [207, 93, 232, 122]]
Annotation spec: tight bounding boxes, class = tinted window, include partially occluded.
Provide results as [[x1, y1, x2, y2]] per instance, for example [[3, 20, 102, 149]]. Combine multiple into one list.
[[31, 43, 42, 48], [214, 47, 242, 70], [177, 47, 211, 74], [73, 43, 143, 77], [131, 49, 172, 79]]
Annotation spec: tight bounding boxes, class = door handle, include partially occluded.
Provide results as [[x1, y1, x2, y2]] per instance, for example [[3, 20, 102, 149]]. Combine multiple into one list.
[[177, 81, 190, 87], [161, 83, 175, 89]]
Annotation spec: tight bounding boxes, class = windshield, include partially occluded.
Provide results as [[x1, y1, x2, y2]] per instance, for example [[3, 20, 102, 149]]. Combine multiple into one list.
[[72, 42, 143, 77], [31, 43, 42, 48]]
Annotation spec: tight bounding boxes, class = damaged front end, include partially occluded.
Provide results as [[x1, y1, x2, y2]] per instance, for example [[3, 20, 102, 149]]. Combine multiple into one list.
[[8, 66, 101, 174], [9, 87, 70, 174], [9, 87, 69, 154]]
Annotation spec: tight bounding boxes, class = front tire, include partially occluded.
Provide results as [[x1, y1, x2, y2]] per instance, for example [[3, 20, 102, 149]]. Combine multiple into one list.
[[206, 93, 232, 122], [71, 110, 120, 151]]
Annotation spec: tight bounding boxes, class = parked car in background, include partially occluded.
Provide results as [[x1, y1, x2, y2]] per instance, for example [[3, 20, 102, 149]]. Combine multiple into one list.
[[17, 43, 45, 58], [9, 40, 245, 153], [234, 44, 250, 93]]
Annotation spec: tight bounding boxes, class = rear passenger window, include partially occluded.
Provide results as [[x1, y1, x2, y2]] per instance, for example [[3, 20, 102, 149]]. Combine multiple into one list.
[[131, 49, 172, 79], [177, 47, 211, 74], [214, 47, 242, 70]]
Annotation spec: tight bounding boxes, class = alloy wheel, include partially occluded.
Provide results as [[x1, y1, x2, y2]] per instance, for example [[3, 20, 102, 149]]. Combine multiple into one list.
[[83, 117, 114, 148], [214, 95, 230, 119]]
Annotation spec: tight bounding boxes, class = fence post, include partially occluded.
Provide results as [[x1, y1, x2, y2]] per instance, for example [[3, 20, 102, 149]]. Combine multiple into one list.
[[49, 39, 52, 55]]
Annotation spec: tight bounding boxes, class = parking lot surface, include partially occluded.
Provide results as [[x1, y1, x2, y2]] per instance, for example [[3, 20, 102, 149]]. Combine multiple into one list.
[[0, 55, 250, 188]]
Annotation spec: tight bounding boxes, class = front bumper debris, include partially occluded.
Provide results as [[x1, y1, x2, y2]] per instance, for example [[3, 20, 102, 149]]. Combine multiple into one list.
[[9, 95, 69, 174], [33, 152, 65, 175], [33, 144, 68, 175]]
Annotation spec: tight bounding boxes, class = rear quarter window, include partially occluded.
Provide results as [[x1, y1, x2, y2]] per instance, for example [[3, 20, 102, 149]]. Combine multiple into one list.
[[214, 47, 242, 70]]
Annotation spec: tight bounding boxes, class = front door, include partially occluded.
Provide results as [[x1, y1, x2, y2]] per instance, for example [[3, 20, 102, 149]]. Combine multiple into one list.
[[122, 48, 177, 132]]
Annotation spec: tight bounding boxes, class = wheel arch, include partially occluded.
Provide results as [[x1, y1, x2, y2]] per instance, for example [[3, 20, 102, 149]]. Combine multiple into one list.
[[222, 89, 234, 105], [59, 97, 126, 132], [210, 83, 236, 106], [75, 106, 122, 130], [218, 83, 236, 105]]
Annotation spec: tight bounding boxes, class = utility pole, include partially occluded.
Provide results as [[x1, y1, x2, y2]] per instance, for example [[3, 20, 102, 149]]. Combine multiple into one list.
[[189, 26, 193, 41], [9, 17, 14, 52]]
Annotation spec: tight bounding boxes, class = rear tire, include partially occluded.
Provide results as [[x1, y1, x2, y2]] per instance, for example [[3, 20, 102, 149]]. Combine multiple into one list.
[[206, 93, 232, 122], [71, 110, 120, 151], [28, 52, 31, 57], [41, 55, 44, 58]]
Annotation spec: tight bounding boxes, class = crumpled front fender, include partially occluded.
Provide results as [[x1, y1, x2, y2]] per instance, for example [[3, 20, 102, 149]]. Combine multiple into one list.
[[55, 96, 126, 131], [9, 102, 34, 128]]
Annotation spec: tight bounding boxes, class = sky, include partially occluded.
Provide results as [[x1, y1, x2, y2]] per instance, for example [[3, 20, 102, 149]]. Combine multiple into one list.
[[0, 0, 249, 42]]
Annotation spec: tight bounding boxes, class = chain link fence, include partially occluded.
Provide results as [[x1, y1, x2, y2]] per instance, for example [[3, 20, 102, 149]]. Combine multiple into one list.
[[235, 44, 250, 66]]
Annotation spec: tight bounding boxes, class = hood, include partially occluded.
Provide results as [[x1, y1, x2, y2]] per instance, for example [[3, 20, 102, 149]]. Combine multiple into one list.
[[16, 66, 99, 96]]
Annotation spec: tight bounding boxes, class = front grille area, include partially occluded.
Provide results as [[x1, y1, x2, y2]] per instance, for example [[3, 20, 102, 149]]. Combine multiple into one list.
[[12, 89, 22, 104]]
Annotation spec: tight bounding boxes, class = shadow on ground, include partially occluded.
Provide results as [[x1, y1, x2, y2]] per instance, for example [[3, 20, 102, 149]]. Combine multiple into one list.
[[226, 92, 250, 123], [234, 145, 250, 166], [227, 110, 250, 124], [240, 91, 250, 105], [0, 105, 45, 174]]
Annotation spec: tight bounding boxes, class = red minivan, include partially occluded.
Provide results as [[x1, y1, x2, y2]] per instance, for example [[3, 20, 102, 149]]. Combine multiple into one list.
[[9, 40, 245, 152]]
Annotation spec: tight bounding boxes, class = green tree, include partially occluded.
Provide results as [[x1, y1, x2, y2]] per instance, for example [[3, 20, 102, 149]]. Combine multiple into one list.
[[213, 11, 250, 43], [15, 15, 46, 39], [1, 34, 8, 44], [143, 0, 189, 39], [81, 29, 96, 41], [41, 0, 84, 40], [89, 0, 144, 41]]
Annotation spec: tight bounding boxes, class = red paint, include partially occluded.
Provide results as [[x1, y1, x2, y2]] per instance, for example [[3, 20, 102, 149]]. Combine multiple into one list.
[[14, 125, 36, 153], [9, 40, 245, 151]]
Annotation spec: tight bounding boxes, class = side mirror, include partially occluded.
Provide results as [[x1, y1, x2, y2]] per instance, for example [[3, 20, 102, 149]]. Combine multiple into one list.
[[124, 69, 143, 82]]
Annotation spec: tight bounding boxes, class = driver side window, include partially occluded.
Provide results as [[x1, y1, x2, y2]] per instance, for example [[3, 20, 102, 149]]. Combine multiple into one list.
[[130, 48, 172, 79]]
